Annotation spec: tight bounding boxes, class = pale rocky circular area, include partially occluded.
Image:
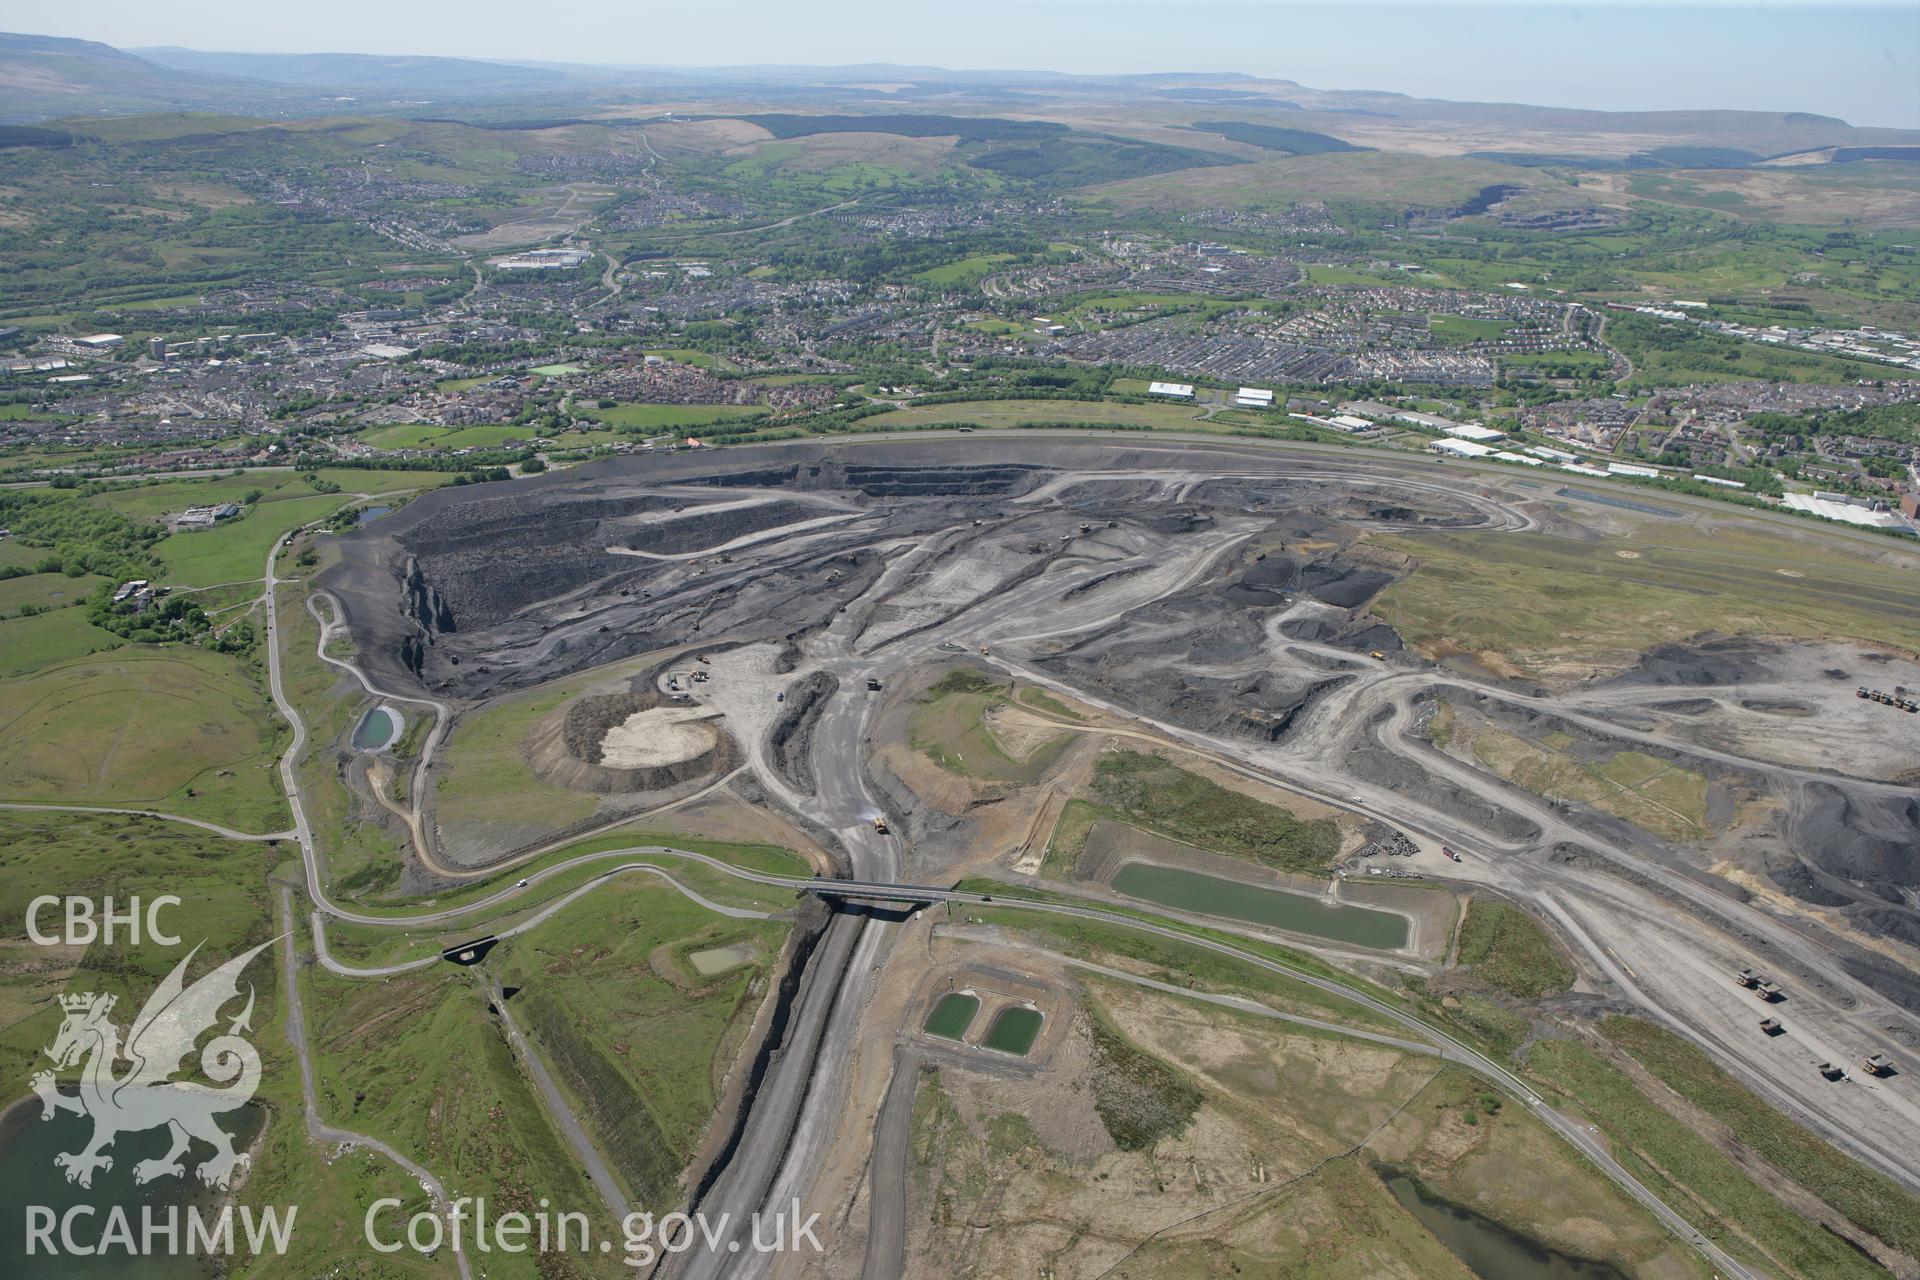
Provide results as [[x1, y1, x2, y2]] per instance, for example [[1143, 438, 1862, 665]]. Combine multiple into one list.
[[598, 707, 720, 768]]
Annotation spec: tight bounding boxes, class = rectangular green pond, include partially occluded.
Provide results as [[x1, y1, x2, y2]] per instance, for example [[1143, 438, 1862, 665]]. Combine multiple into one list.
[[982, 1006, 1043, 1056], [923, 992, 980, 1040], [1111, 862, 1408, 950]]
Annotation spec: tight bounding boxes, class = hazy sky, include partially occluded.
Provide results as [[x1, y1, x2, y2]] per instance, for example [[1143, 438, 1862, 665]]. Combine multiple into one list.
[[23, 1, 1920, 127]]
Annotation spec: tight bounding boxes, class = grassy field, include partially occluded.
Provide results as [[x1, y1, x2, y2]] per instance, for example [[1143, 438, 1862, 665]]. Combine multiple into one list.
[[1307, 262, 1458, 288], [581, 402, 765, 430], [85, 469, 446, 522], [0, 811, 452, 1278], [0, 571, 105, 614], [155, 494, 345, 587], [1083, 998, 1202, 1150], [1091, 150, 1563, 211], [914, 252, 1016, 285], [911, 972, 1710, 1279], [963, 897, 1403, 1031], [1082, 749, 1341, 874], [1454, 899, 1574, 997], [1429, 313, 1513, 343], [0, 603, 125, 677], [0, 645, 289, 830], [357, 422, 535, 450], [301, 960, 627, 1278], [1600, 1016, 1920, 1261], [642, 348, 739, 371], [863, 398, 1208, 430], [496, 874, 791, 1210], [1371, 524, 1920, 685], [433, 672, 619, 838], [1526, 1038, 1890, 1280], [1443, 707, 1711, 842], [909, 670, 1075, 782]]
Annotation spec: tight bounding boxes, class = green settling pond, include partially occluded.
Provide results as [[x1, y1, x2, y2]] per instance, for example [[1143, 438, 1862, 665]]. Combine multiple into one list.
[[923, 992, 980, 1040], [351, 705, 401, 752], [687, 944, 754, 977], [1111, 862, 1409, 950], [982, 1006, 1043, 1056]]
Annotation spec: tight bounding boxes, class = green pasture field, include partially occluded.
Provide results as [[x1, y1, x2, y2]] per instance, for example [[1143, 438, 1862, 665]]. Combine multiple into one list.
[[0, 571, 105, 614], [357, 422, 534, 450], [494, 875, 792, 1210], [915, 252, 1016, 284], [581, 402, 766, 430], [1454, 899, 1574, 996], [1371, 522, 1920, 684], [0, 645, 290, 830], [155, 494, 347, 587], [0, 606, 125, 678]]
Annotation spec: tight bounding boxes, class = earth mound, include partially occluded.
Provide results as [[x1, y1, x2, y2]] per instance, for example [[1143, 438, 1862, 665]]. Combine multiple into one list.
[[530, 690, 737, 794]]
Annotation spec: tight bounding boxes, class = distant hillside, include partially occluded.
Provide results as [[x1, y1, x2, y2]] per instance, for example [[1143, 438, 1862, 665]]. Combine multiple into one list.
[[134, 47, 572, 96], [0, 32, 262, 122], [1188, 121, 1369, 156]]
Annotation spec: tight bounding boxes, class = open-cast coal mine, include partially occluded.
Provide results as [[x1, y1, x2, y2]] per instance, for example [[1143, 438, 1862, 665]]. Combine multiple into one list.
[[306, 435, 1920, 1233]]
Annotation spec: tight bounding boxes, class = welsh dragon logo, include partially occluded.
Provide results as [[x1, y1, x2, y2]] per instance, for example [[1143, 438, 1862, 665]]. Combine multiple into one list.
[[30, 938, 275, 1191]]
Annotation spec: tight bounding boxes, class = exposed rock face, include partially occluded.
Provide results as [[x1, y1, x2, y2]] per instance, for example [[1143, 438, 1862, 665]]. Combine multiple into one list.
[[403, 556, 456, 633]]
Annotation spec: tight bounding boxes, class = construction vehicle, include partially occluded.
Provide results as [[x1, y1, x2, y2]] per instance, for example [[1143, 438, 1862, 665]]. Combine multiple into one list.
[[1369, 650, 1387, 660], [1759, 1017, 1784, 1036], [979, 645, 990, 656], [1818, 1061, 1848, 1081], [1863, 1053, 1894, 1077], [1441, 846, 1463, 863], [1757, 981, 1784, 1002], [872, 816, 889, 835], [867, 677, 882, 691]]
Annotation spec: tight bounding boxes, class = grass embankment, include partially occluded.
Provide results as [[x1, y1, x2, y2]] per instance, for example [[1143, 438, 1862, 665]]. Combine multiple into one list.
[[0, 644, 289, 831], [1600, 1016, 1920, 1262], [1454, 899, 1574, 997], [313, 833, 807, 969], [496, 875, 791, 1211], [909, 669, 1074, 783], [1371, 524, 1920, 684], [433, 677, 604, 835], [0, 811, 447, 1276], [1526, 1039, 1892, 1280], [1050, 749, 1340, 876], [957, 896, 1403, 1032]]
